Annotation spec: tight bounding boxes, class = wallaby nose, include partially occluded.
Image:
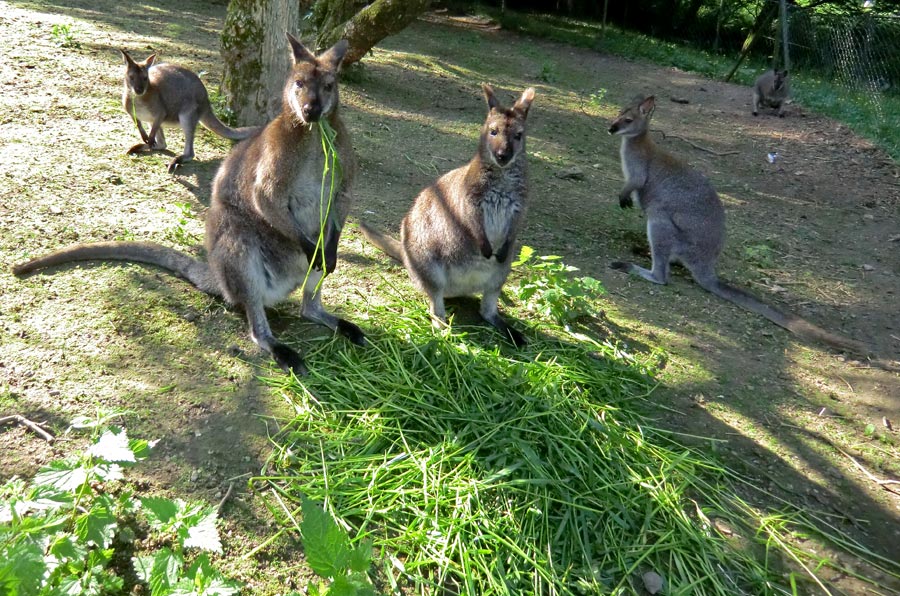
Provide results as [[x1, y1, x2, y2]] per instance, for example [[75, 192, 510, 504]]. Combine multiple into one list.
[[302, 103, 321, 122], [607, 123, 618, 134]]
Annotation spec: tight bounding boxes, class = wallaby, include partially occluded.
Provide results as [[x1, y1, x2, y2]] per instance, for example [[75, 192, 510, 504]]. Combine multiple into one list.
[[752, 69, 790, 117], [120, 49, 260, 173], [15, 35, 364, 375], [607, 95, 868, 355], [360, 84, 536, 347]]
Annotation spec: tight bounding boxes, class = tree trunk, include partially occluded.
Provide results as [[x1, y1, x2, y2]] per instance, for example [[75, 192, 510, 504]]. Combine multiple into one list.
[[315, 0, 430, 65], [221, 0, 301, 126], [724, 1, 778, 81]]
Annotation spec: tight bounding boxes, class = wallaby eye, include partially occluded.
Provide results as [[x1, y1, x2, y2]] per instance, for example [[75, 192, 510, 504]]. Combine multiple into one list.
[[489, 128, 498, 136], [323, 82, 334, 92], [295, 80, 304, 89], [514, 132, 522, 140], [624, 118, 633, 124]]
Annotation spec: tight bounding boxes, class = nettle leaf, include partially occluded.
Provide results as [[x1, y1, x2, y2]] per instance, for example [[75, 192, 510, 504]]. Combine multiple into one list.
[[328, 575, 357, 596], [147, 548, 184, 596], [91, 462, 124, 483], [183, 510, 222, 553], [2, 540, 46, 594], [33, 460, 89, 493], [75, 497, 117, 548], [185, 554, 240, 595], [129, 438, 157, 462], [141, 496, 180, 528], [88, 428, 136, 463], [348, 539, 373, 573], [49, 532, 90, 564], [133, 554, 156, 583], [300, 497, 352, 579]]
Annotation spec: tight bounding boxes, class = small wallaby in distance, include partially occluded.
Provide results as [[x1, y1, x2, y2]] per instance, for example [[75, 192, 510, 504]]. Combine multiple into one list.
[[360, 84, 536, 347], [120, 49, 260, 173], [15, 35, 364, 375], [607, 95, 868, 355], [752, 69, 790, 117]]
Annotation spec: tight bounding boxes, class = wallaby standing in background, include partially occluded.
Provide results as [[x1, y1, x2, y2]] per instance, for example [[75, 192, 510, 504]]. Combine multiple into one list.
[[607, 95, 868, 354], [15, 36, 364, 375], [752, 69, 790, 117], [121, 50, 260, 173], [360, 84, 536, 347]]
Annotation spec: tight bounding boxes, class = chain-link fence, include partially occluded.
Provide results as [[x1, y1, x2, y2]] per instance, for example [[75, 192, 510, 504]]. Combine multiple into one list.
[[787, 5, 899, 96]]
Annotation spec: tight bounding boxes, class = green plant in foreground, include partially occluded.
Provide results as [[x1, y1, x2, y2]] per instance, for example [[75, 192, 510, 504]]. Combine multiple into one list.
[[282, 497, 374, 596], [0, 414, 237, 596], [512, 245, 605, 326], [50, 23, 80, 48]]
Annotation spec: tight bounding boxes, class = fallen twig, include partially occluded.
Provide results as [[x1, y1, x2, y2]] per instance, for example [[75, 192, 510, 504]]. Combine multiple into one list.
[[0, 415, 55, 442], [654, 130, 741, 156], [839, 448, 900, 495], [217, 482, 235, 514]]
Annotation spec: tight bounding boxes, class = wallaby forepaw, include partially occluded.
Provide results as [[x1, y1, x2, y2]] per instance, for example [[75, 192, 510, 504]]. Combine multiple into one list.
[[337, 319, 366, 346], [609, 261, 630, 272], [167, 157, 183, 174], [619, 194, 633, 209], [272, 343, 308, 376], [752, 111, 758, 117]]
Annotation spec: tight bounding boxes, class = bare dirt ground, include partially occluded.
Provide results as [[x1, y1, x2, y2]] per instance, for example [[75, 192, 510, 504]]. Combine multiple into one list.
[[1, 0, 898, 592]]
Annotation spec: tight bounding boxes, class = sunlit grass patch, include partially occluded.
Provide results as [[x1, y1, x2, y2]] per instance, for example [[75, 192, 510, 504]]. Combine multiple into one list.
[[248, 286, 898, 594]]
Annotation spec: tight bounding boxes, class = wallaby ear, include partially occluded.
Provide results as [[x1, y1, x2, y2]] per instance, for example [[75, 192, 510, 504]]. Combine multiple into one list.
[[120, 49, 135, 65], [514, 87, 536, 117], [286, 32, 316, 64], [482, 83, 500, 111], [639, 95, 656, 115], [144, 54, 158, 67], [320, 39, 349, 71], [781, 70, 789, 77]]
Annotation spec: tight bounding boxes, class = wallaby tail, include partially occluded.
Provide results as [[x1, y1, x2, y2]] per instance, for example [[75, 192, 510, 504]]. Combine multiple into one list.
[[199, 110, 261, 141], [698, 277, 869, 355], [358, 222, 404, 262], [12, 241, 219, 296]]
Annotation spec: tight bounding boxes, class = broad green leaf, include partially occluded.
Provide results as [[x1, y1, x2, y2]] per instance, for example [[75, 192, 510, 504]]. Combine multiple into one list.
[[128, 438, 157, 461], [2, 541, 46, 595], [300, 497, 352, 578], [49, 533, 89, 563], [132, 554, 155, 583], [75, 497, 116, 548], [147, 548, 183, 596], [141, 496, 180, 527], [91, 462, 124, 483], [33, 460, 88, 493], [183, 511, 222, 553], [348, 539, 373, 573], [328, 575, 357, 596], [88, 429, 135, 463]]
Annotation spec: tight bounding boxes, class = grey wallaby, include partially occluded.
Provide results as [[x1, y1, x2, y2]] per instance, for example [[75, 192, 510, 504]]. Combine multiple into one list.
[[15, 35, 364, 375], [120, 49, 260, 173], [607, 95, 869, 355], [359, 84, 536, 347], [752, 69, 790, 117]]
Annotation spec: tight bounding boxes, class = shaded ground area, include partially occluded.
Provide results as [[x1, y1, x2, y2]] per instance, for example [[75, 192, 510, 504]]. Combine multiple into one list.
[[0, 0, 897, 592]]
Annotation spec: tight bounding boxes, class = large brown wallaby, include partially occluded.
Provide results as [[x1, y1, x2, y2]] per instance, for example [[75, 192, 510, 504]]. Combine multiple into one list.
[[14, 35, 364, 375], [121, 50, 260, 173], [607, 95, 868, 355], [360, 84, 536, 347], [752, 69, 790, 117]]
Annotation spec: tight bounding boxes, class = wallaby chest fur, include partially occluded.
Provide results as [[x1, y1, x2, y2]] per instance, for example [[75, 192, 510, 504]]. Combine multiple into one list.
[[361, 84, 535, 346]]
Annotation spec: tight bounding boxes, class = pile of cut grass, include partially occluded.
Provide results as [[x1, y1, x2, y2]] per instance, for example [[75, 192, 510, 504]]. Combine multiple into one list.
[[249, 288, 899, 594]]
